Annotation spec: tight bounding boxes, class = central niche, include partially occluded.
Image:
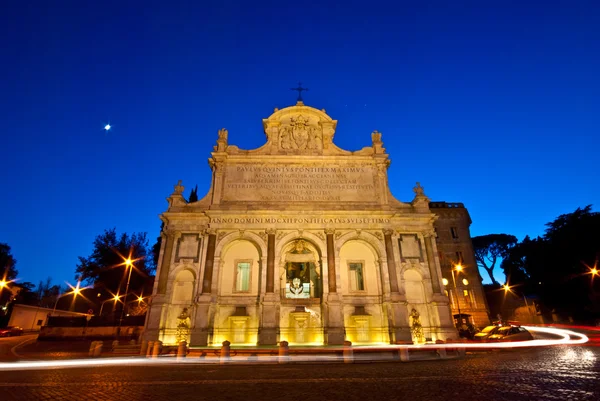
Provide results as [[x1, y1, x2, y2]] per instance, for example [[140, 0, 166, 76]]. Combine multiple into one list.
[[282, 239, 322, 299]]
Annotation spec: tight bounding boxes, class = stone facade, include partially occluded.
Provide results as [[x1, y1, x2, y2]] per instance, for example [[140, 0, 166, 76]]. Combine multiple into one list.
[[143, 101, 487, 347]]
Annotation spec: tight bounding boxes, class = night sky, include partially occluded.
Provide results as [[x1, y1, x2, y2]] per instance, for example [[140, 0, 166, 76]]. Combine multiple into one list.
[[1, 1, 599, 286]]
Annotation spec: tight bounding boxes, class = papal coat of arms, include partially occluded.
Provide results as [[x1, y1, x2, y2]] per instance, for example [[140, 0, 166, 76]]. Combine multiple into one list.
[[279, 115, 322, 150]]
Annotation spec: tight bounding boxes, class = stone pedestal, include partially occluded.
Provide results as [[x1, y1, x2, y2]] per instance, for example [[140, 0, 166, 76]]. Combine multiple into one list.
[[190, 297, 213, 346], [259, 294, 279, 345], [229, 316, 250, 344], [290, 311, 310, 343], [387, 294, 412, 343], [325, 294, 345, 345]]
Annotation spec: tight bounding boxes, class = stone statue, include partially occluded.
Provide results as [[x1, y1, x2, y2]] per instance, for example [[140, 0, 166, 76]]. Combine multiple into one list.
[[216, 128, 228, 151], [174, 180, 184, 195], [413, 182, 425, 197], [176, 307, 191, 344], [410, 308, 426, 344]]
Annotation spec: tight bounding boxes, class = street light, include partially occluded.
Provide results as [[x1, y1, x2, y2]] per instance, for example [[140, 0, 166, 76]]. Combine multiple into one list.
[[450, 264, 464, 326], [99, 294, 121, 316], [52, 281, 83, 315], [118, 258, 135, 338]]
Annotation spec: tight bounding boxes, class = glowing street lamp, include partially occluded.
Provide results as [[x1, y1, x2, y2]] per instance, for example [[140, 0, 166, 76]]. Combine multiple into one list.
[[99, 294, 121, 316], [52, 281, 84, 315], [118, 257, 135, 338], [450, 264, 464, 326]]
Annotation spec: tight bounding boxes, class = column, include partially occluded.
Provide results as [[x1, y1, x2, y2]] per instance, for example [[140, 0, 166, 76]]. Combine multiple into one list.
[[266, 229, 275, 293], [383, 230, 399, 293], [201, 232, 217, 293], [424, 234, 441, 294], [326, 229, 337, 293], [260, 229, 278, 345], [324, 229, 343, 344], [157, 231, 177, 294]]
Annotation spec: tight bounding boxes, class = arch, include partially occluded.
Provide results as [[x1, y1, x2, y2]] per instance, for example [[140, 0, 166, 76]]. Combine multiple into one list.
[[335, 231, 385, 259], [168, 262, 198, 281], [277, 237, 324, 299], [338, 239, 382, 296], [215, 231, 267, 259], [219, 239, 262, 296], [404, 269, 426, 304], [275, 231, 325, 258], [171, 269, 196, 304], [398, 260, 431, 281]]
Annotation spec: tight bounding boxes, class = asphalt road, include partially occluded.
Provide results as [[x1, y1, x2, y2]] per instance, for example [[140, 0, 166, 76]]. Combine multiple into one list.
[[0, 344, 598, 401]]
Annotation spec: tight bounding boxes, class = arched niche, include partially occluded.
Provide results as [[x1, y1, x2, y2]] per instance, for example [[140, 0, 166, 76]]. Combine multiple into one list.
[[338, 240, 381, 296], [171, 269, 195, 304], [278, 239, 322, 299], [404, 270, 426, 304], [219, 239, 261, 296]]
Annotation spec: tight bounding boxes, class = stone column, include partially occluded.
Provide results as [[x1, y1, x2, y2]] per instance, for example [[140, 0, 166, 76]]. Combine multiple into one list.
[[260, 229, 279, 345], [383, 230, 399, 293], [324, 229, 344, 345], [157, 231, 178, 294], [201, 232, 217, 293], [266, 229, 275, 293], [326, 229, 337, 293], [424, 234, 441, 294]]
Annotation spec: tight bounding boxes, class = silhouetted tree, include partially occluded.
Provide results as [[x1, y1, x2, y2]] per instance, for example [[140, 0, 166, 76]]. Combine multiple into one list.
[[472, 234, 518, 285], [188, 184, 199, 203], [501, 206, 600, 322], [75, 228, 156, 298], [0, 243, 18, 282], [35, 277, 61, 308]]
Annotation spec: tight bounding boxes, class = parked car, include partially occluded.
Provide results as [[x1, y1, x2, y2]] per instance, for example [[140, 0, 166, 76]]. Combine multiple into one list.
[[472, 325, 501, 341], [0, 326, 24, 337], [487, 325, 533, 342]]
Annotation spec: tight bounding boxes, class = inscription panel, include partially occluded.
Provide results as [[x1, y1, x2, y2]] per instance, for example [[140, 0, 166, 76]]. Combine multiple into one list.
[[222, 164, 377, 203]]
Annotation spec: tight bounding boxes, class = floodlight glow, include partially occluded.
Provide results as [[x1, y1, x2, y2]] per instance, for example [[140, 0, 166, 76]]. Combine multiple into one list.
[[104, 124, 111, 131]]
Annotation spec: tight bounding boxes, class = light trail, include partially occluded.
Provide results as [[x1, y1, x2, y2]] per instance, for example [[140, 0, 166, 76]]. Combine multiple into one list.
[[0, 326, 588, 371]]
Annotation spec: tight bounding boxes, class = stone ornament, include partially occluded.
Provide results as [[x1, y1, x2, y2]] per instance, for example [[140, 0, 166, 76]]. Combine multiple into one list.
[[410, 308, 426, 344], [279, 115, 322, 151]]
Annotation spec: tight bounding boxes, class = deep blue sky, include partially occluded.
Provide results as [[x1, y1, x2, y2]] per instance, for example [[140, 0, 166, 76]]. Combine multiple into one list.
[[1, 1, 598, 287]]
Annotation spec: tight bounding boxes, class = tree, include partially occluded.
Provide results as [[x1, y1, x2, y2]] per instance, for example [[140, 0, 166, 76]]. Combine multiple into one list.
[[188, 184, 199, 203], [0, 243, 18, 282], [500, 205, 600, 321], [75, 228, 156, 297], [472, 234, 518, 285], [35, 277, 61, 308]]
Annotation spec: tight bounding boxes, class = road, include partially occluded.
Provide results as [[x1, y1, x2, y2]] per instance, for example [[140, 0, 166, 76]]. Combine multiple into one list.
[[0, 334, 36, 361], [0, 344, 597, 401]]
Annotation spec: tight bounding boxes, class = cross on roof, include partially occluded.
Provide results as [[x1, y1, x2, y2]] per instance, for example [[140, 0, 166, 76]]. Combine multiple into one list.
[[290, 82, 308, 102]]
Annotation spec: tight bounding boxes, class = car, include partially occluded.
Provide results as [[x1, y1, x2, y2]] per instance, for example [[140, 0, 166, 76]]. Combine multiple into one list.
[[472, 325, 501, 341], [487, 325, 533, 342], [0, 326, 24, 337]]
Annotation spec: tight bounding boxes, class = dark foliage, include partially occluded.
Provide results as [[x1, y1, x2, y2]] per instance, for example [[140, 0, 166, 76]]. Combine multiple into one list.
[[501, 206, 600, 321], [75, 228, 156, 297]]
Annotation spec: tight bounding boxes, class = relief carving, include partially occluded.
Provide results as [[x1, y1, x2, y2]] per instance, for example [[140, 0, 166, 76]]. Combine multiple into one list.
[[279, 115, 322, 151]]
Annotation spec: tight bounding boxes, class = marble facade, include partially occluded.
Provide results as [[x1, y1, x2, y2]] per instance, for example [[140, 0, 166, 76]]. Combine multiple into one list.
[[143, 101, 476, 346]]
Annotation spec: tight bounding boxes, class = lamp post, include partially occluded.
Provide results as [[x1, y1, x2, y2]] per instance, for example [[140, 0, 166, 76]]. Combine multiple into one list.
[[100, 294, 121, 316], [52, 282, 82, 315], [118, 258, 134, 338], [450, 264, 463, 326]]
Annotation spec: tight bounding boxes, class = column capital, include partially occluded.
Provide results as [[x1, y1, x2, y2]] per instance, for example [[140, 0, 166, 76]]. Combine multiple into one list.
[[383, 229, 395, 236], [325, 228, 336, 235], [266, 228, 276, 236]]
